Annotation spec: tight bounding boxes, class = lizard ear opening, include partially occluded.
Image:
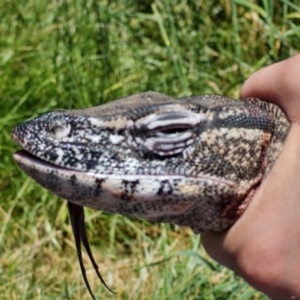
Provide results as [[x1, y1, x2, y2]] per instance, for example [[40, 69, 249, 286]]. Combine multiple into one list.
[[132, 111, 205, 156]]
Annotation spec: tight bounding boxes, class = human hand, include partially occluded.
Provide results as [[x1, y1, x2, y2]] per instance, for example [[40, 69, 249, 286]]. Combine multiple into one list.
[[201, 54, 300, 300]]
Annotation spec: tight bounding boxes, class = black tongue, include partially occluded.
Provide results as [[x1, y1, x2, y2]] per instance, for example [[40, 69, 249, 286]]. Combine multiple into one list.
[[67, 202, 115, 299]]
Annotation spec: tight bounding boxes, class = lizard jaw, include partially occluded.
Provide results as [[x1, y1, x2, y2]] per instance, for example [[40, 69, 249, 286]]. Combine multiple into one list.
[[13, 150, 237, 226]]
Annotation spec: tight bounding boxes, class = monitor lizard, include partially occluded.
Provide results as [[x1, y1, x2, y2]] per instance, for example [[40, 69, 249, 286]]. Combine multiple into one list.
[[12, 91, 290, 298]]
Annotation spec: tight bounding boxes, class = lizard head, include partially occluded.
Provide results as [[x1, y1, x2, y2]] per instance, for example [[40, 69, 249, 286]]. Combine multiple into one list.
[[12, 91, 280, 232]]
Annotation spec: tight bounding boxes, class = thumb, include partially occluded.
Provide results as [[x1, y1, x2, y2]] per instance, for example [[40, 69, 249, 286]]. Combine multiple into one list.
[[241, 54, 300, 124]]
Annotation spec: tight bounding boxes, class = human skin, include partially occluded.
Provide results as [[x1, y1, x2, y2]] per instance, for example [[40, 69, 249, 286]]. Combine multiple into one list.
[[201, 54, 300, 300]]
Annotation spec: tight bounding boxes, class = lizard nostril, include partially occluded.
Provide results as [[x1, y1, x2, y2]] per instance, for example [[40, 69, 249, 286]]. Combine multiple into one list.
[[50, 124, 71, 139]]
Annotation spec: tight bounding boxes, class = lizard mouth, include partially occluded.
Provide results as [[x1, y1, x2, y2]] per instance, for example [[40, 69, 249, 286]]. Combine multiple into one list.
[[13, 150, 236, 188], [13, 150, 83, 172]]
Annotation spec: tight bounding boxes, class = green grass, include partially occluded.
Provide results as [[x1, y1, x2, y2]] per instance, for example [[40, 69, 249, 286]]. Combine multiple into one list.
[[1, 0, 300, 299]]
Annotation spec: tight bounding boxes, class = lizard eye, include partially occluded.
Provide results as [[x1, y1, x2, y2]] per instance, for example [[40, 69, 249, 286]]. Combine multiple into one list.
[[133, 111, 205, 156], [50, 123, 71, 139]]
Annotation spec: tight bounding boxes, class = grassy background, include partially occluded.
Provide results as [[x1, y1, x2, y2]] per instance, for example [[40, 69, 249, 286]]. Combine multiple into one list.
[[1, 0, 300, 299]]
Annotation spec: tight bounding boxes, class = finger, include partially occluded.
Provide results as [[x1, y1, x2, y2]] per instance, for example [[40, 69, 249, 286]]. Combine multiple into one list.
[[241, 54, 300, 123]]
